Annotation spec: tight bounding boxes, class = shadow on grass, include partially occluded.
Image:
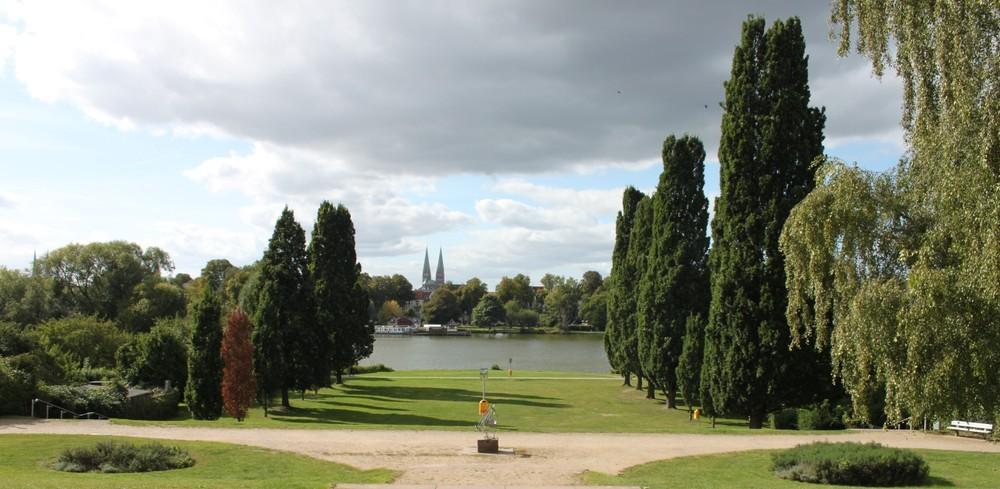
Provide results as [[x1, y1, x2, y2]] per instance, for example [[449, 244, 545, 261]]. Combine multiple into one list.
[[269, 407, 470, 427], [925, 476, 956, 487], [339, 383, 568, 408]]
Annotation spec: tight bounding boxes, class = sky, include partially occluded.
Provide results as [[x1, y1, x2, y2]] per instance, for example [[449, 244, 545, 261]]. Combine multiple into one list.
[[0, 1, 906, 290]]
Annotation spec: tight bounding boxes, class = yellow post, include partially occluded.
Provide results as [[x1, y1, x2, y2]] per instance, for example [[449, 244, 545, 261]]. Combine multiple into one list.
[[693, 408, 701, 420]]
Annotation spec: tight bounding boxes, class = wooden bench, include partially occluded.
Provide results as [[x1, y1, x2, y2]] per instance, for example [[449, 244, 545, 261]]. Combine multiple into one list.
[[947, 420, 994, 438]]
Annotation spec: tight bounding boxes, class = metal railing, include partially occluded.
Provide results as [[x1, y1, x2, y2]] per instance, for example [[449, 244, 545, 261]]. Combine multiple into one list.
[[31, 398, 109, 420]]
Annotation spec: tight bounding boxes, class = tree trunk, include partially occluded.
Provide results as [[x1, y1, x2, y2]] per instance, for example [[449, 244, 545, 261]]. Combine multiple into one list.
[[749, 411, 765, 429], [646, 382, 655, 399], [335, 369, 344, 385], [711, 416, 716, 428], [636, 374, 643, 391], [664, 386, 677, 409], [622, 370, 632, 387], [281, 388, 290, 408]]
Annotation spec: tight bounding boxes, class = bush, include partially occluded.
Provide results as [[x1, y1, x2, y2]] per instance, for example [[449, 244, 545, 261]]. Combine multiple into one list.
[[116, 324, 188, 392], [55, 441, 194, 473], [773, 442, 928, 486], [0, 358, 35, 415], [770, 408, 798, 429], [349, 363, 394, 374], [490, 364, 502, 370], [38, 382, 127, 416], [799, 399, 846, 430], [122, 388, 180, 420]]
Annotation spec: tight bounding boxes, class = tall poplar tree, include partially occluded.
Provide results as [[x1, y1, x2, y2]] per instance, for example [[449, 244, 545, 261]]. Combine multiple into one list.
[[605, 187, 644, 386], [252, 207, 312, 410], [186, 286, 222, 420], [638, 135, 710, 409], [222, 308, 255, 422], [314, 203, 371, 384], [704, 16, 826, 428], [625, 195, 654, 397]]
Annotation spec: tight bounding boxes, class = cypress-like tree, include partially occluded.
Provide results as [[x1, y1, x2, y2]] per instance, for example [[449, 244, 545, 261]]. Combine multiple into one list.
[[676, 312, 705, 416], [625, 195, 655, 397], [186, 286, 222, 420], [703, 16, 826, 428], [252, 207, 312, 410], [314, 203, 371, 385], [222, 308, 256, 422], [605, 187, 645, 386], [637, 135, 710, 409]]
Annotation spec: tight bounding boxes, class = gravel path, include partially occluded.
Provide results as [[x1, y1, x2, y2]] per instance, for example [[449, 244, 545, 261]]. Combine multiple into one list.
[[2, 418, 997, 485]]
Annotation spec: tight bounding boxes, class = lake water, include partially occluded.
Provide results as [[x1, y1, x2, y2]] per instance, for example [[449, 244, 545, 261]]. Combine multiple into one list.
[[359, 333, 611, 373]]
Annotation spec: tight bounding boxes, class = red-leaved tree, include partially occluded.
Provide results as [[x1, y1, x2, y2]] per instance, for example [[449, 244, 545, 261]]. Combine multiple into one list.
[[221, 308, 256, 421]]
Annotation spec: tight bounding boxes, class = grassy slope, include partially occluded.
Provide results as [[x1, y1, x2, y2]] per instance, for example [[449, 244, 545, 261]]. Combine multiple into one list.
[[582, 449, 1000, 489], [113, 370, 837, 434], [0, 434, 396, 489]]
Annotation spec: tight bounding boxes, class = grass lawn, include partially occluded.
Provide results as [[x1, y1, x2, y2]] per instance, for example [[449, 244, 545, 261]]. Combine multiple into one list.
[[582, 449, 1000, 489], [113, 369, 834, 434], [0, 434, 396, 489]]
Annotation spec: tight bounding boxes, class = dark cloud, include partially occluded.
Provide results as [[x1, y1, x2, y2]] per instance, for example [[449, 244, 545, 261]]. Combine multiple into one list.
[[10, 1, 900, 174]]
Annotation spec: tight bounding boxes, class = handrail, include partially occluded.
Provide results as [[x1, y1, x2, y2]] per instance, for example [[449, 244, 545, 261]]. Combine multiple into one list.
[[31, 398, 110, 420]]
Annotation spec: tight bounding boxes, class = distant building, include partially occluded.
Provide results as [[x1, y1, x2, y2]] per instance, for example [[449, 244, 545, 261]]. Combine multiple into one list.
[[406, 247, 446, 320]]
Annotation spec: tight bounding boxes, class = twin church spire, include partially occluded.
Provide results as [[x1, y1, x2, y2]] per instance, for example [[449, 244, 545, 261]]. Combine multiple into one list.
[[421, 247, 445, 288]]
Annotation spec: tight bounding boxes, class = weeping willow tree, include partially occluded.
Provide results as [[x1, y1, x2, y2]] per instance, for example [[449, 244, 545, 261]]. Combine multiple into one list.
[[781, 2, 999, 425]]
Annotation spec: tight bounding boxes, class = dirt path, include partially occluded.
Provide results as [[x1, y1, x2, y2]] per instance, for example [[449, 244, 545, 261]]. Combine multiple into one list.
[[2, 418, 996, 485]]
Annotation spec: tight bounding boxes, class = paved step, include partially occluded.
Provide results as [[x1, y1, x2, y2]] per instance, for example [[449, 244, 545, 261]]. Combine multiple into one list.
[[336, 485, 638, 489]]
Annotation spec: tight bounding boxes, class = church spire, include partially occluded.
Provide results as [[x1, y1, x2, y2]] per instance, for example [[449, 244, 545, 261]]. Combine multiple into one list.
[[422, 248, 432, 285], [435, 248, 445, 285]]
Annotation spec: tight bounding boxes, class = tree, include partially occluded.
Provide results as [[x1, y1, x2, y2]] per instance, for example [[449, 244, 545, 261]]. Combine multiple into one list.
[[471, 294, 505, 327], [422, 287, 462, 324], [116, 322, 188, 392], [637, 135, 710, 409], [579, 287, 608, 330], [201, 259, 237, 292], [778, 2, 1000, 425], [222, 308, 256, 422], [496, 274, 533, 308], [377, 300, 404, 323], [253, 207, 313, 409], [703, 16, 827, 428], [626, 195, 654, 396], [38, 241, 173, 320], [457, 278, 488, 319], [676, 313, 705, 416], [605, 187, 645, 385], [579, 271, 603, 298], [504, 300, 539, 327], [31, 315, 127, 369], [116, 280, 187, 333], [186, 287, 223, 420], [0, 267, 59, 326], [541, 280, 579, 330], [364, 274, 415, 318]]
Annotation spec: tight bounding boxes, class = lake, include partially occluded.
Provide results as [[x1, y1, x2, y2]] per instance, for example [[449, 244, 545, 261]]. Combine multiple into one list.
[[359, 333, 611, 373]]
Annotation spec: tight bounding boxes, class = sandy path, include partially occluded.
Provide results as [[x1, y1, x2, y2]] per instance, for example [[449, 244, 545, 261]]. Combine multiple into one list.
[[2, 418, 997, 485]]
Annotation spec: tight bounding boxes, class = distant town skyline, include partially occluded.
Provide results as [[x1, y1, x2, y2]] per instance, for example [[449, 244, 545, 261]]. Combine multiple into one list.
[[0, 2, 904, 288]]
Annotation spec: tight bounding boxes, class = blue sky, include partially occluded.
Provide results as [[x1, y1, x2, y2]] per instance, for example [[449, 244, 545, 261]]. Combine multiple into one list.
[[0, 1, 904, 289]]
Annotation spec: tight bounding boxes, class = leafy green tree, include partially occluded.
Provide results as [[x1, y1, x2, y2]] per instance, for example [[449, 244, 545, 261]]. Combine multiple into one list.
[[170, 273, 193, 288], [31, 315, 127, 369], [253, 208, 313, 409], [377, 300, 404, 323], [116, 322, 188, 392], [364, 273, 415, 318], [579, 287, 608, 330], [605, 187, 644, 385], [471, 294, 505, 327], [579, 271, 603, 298], [704, 16, 826, 428], [422, 288, 462, 324], [0, 267, 59, 326], [186, 287, 222, 420], [117, 280, 187, 333], [637, 135, 710, 409], [541, 280, 579, 330], [38, 241, 172, 320], [779, 1, 1000, 425], [676, 313, 705, 415], [503, 300, 539, 327], [496, 274, 533, 308], [201, 259, 237, 292], [0, 357, 35, 415], [626, 195, 654, 396], [457, 278, 488, 319]]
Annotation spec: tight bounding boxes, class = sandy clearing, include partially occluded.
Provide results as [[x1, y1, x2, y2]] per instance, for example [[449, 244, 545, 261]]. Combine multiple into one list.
[[2, 418, 997, 485]]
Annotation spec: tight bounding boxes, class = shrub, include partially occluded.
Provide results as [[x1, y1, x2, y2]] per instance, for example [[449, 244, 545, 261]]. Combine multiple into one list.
[[490, 364, 502, 370], [770, 408, 798, 429], [773, 442, 928, 486], [798, 399, 846, 430], [0, 358, 35, 415], [349, 363, 394, 374], [122, 388, 180, 420], [116, 324, 188, 392], [38, 382, 127, 416], [55, 441, 194, 473]]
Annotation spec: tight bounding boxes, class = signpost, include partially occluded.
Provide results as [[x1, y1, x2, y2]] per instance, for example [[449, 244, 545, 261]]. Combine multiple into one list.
[[476, 367, 499, 453]]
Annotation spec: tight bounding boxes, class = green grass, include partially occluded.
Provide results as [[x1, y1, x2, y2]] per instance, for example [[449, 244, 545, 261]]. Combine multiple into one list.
[[583, 449, 1000, 489], [0, 434, 396, 489], [112, 370, 837, 434]]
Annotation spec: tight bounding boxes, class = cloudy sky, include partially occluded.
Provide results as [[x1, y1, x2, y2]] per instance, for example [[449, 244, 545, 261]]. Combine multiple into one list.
[[0, 1, 904, 289]]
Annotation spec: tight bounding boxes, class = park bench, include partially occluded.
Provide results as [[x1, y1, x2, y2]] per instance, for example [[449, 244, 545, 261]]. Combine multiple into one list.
[[946, 420, 993, 438]]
